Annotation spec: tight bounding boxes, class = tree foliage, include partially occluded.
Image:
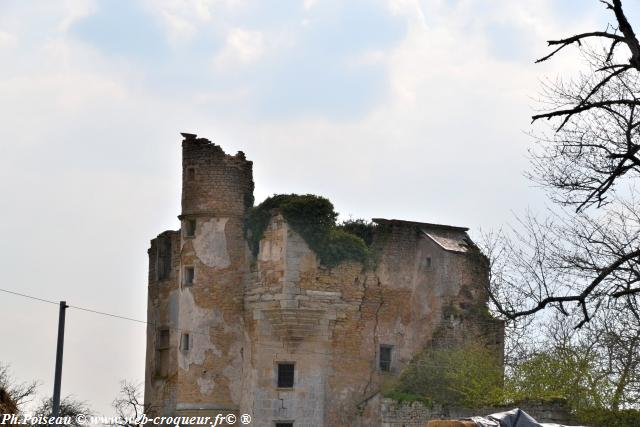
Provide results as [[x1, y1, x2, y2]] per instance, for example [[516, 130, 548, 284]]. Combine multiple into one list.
[[337, 219, 377, 246], [506, 348, 607, 412], [503, 313, 640, 426], [388, 339, 504, 408]]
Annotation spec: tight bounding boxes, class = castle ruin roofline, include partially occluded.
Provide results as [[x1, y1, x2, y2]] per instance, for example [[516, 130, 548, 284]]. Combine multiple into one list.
[[152, 229, 179, 239], [180, 132, 251, 161], [181, 131, 215, 147], [371, 218, 469, 232], [372, 218, 473, 253]]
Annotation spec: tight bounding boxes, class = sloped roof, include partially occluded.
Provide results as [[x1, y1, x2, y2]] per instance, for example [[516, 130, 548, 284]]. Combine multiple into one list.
[[421, 229, 472, 253], [372, 218, 473, 253]]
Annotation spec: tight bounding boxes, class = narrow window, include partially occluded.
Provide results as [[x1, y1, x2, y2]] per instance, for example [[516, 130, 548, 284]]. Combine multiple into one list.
[[184, 219, 196, 237], [275, 423, 293, 427], [379, 345, 393, 372], [187, 167, 196, 181], [183, 267, 194, 287], [156, 236, 172, 281], [277, 363, 295, 388], [180, 333, 190, 351], [158, 329, 170, 349], [156, 328, 170, 377], [156, 350, 169, 377], [425, 257, 432, 269]]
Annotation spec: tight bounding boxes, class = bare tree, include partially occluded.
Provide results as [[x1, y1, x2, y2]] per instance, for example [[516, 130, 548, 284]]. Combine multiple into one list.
[[480, 229, 538, 364], [0, 364, 93, 425], [32, 396, 91, 426], [532, 0, 640, 211], [475, 1, 640, 415], [483, 210, 640, 410], [0, 363, 37, 412], [484, 200, 640, 327], [112, 380, 151, 427], [486, 0, 640, 324]]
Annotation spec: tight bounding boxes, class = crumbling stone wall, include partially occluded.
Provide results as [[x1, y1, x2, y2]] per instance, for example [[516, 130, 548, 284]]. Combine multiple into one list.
[[146, 229, 181, 415], [144, 135, 504, 427]]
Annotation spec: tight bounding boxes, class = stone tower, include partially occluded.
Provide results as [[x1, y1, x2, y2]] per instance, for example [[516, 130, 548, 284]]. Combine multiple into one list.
[[145, 133, 253, 417]]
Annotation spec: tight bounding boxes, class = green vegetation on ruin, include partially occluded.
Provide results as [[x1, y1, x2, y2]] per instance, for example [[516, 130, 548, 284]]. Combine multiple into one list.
[[381, 389, 432, 407], [385, 318, 640, 427], [245, 194, 375, 267], [388, 338, 505, 408]]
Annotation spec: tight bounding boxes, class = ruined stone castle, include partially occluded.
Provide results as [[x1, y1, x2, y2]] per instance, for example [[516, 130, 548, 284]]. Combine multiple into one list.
[[144, 134, 504, 427]]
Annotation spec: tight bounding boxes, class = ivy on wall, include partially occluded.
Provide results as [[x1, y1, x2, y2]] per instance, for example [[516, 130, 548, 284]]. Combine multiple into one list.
[[245, 194, 372, 267]]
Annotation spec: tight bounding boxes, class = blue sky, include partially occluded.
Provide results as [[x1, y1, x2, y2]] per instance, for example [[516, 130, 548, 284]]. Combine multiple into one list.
[[67, 0, 406, 119], [0, 0, 638, 416]]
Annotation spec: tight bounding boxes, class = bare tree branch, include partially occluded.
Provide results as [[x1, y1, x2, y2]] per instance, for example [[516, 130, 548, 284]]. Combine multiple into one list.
[[536, 32, 625, 64], [531, 0, 640, 211]]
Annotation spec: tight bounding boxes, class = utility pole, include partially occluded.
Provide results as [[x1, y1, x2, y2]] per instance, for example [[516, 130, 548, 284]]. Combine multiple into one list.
[[52, 301, 68, 418]]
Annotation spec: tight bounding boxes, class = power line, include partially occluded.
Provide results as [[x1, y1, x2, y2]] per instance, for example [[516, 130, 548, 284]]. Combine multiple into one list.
[[68, 304, 148, 325], [0, 287, 58, 305], [0, 287, 227, 338], [0, 286, 212, 338], [0, 286, 149, 325]]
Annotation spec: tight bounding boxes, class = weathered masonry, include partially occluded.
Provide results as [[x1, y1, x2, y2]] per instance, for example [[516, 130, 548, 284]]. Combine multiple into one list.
[[144, 133, 504, 427]]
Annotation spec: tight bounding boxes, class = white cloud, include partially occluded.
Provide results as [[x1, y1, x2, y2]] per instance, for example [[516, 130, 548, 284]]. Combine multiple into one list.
[[160, 8, 199, 43], [346, 49, 387, 68], [148, 0, 248, 44], [148, 0, 214, 44], [0, 31, 17, 49], [59, 0, 96, 32], [193, 0, 215, 20], [213, 27, 265, 67]]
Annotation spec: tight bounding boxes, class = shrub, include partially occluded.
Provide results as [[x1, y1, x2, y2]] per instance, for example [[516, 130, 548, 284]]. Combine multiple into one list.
[[245, 194, 370, 267], [382, 389, 432, 406], [391, 340, 504, 408], [503, 348, 609, 414], [578, 408, 640, 427], [337, 219, 377, 246]]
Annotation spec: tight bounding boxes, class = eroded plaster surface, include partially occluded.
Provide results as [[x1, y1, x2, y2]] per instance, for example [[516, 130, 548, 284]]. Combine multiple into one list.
[[177, 290, 217, 371], [192, 217, 230, 268]]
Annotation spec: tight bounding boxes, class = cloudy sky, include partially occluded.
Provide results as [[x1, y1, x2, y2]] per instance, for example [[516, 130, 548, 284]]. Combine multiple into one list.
[[1, 0, 638, 416]]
